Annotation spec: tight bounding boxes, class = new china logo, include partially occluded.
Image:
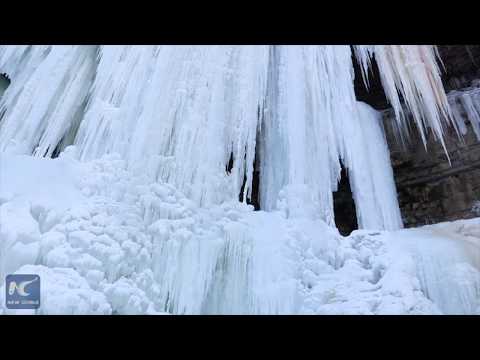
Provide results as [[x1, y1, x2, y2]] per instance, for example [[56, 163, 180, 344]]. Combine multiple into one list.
[[5, 274, 40, 309]]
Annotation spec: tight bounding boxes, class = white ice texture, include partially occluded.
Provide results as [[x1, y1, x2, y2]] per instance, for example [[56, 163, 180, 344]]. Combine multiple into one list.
[[1, 45, 478, 315], [0, 45, 449, 230]]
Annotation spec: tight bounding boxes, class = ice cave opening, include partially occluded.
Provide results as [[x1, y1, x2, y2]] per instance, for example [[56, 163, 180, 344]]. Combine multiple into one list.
[[333, 164, 358, 236], [0, 73, 10, 99]]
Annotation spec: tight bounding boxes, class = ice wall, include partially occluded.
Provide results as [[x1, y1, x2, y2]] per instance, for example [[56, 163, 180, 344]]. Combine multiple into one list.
[[0, 45, 449, 231]]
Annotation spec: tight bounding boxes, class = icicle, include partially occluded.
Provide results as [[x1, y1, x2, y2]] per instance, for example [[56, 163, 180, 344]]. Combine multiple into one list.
[[124, 46, 269, 206], [75, 45, 159, 160], [448, 91, 468, 138], [352, 45, 374, 90], [353, 45, 453, 154], [459, 90, 480, 140]]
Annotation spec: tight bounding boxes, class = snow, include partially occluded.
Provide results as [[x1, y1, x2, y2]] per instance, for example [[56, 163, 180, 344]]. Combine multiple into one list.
[[0, 152, 86, 211], [1, 153, 478, 314]]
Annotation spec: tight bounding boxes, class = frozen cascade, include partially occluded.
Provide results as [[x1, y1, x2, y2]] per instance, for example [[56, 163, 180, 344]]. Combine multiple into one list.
[[1, 45, 478, 315], [75, 45, 270, 208], [257, 46, 403, 229], [0, 45, 405, 230]]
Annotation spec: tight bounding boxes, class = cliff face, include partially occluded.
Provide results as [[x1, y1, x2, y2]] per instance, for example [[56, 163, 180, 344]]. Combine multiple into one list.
[[353, 45, 480, 228], [383, 103, 480, 227], [438, 45, 480, 91]]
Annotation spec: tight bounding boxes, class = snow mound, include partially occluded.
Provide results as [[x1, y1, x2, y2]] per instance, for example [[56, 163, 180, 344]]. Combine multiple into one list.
[[0, 152, 86, 212]]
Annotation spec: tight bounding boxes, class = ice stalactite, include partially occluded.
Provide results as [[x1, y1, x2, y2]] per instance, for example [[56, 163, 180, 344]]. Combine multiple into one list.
[[75, 45, 159, 161], [354, 45, 452, 152]]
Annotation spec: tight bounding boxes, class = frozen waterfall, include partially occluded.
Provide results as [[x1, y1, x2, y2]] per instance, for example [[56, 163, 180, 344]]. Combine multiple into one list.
[[1, 45, 477, 315], [0, 45, 411, 230]]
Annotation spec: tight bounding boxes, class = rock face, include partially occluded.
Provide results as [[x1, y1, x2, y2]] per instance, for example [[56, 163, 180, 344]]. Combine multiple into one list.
[[352, 45, 480, 228], [382, 103, 480, 228], [438, 45, 480, 92]]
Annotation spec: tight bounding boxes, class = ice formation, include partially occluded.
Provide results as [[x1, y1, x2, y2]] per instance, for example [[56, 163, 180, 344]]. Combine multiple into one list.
[[0, 45, 410, 230], [0, 45, 478, 315], [448, 83, 480, 141], [354, 45, 452, 150]]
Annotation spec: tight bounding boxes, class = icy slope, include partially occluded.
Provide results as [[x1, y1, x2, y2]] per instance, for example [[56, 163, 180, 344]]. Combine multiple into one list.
[[2, 152, 478, 314]]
